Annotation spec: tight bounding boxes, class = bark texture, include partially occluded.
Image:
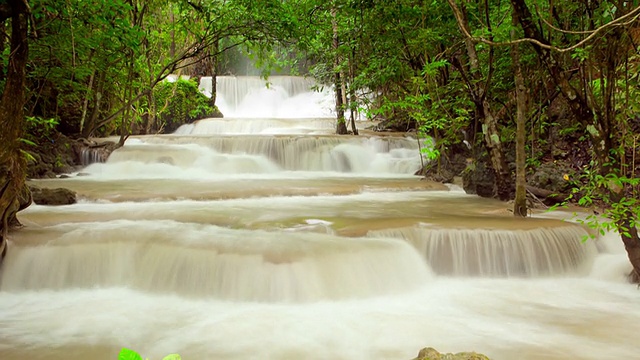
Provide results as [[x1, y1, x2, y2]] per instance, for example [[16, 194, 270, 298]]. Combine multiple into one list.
[[511, 13, 527, 217], [0, 0, 30, 264], [332, 6, 348, 135]]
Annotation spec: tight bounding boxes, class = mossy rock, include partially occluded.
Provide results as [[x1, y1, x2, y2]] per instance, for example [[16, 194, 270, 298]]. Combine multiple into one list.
[[30, 186, 77, 205], [153, 78, 215, 133], [413, 347, 491, 360]]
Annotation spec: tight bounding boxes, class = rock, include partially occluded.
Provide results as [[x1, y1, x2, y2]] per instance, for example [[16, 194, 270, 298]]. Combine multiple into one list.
[[30, 186, 77, 205], [413, 347, 491, 360], [462, 160, 495, 198], [416, 143, 472, 184], [27, 133, 81, 179], [528, 162, 574, 194], [526, 185, 567, 206], [157, 156, 175, 165]]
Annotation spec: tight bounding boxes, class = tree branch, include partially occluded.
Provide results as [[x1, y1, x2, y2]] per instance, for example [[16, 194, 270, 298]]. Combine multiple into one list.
[[448, 2, 640, 53]]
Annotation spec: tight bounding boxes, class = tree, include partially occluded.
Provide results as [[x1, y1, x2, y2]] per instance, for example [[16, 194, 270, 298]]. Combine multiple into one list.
[[511, 10, 527, 217], [0, 0, 31, 263], [24, 0, 298, 140], [447, 0, 513, 201], [508, 0, 640, 281]]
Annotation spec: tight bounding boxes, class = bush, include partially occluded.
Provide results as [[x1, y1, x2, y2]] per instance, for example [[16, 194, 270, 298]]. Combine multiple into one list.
[[153, 78, 215, 133]]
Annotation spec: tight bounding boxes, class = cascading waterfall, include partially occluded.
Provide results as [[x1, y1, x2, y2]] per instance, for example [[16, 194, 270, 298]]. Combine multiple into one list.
[[82, 136, 423, 177], [198, 76, 334, 118], [2, 75, 639, 360], [79, 147, 108, 166], [176, 118, 337, 135], [1, 221, 431, 302], [368, 222, 599, 276]]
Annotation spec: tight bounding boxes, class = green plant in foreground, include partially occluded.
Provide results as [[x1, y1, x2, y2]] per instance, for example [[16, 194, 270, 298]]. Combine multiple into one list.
[[119, 347, 181, 360]]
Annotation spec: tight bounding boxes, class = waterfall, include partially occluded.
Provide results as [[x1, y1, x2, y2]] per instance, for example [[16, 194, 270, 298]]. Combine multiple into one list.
[[0, 220, 432, 302], [198, 76, 334, 118], [80, 147, 109, 166], [81, 136, 423, 177], [368, 222, 599, 277]]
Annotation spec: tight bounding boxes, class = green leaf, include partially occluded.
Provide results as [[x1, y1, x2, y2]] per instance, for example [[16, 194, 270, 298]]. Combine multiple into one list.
[[162, 355, 182, 360], [119, 348, 143, 360]]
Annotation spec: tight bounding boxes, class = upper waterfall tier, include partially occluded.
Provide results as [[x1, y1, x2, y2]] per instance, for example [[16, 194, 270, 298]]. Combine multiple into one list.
[[199, 76, 334, 118], [175, 118, 337, 135]]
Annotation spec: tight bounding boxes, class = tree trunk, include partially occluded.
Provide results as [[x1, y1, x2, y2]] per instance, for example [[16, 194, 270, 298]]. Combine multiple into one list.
[[618, 216, 640, 282], [348, 46, 358, 135], [480, 100, 512, 200], [83, 71, 105, 138], [0, 21, 6, 84], [510, 0, 640, 282], [0, 0, 30, 264], [332, 6, 347, 135], [448, 0, 511, 200], [209, 38, 219, 110], [512, 15, 527, 217]]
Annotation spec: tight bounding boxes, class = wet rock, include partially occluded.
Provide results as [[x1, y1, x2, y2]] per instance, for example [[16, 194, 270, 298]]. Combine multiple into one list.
[[30, 186, 77, 205], [413, 347, 491, 360], [528, 162, 574, 194], [416, 143, 471, 184], [462, 159, 495, 198], [157, 156, 175, 165], [27, 133, 80, 179]]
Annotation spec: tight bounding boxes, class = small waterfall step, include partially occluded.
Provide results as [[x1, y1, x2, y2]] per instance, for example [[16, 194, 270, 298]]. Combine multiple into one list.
[[369, 219, 599, 277], [1, 221, 432, 302]]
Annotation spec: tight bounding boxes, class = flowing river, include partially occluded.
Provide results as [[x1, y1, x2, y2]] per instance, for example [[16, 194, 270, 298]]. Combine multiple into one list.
[[0, 77, 638, 360]]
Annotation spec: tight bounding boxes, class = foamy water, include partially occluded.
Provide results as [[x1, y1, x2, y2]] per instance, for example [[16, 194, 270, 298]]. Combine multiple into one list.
[[1, 275, 638, 360], [2, 77, 639, 359]]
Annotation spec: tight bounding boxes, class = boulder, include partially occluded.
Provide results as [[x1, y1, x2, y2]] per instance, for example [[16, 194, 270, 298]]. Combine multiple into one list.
[[528, 162, 573, 194], [27, 133, 80, 179], [416, 143, 472, 184], [462, 160, 495, 198], [30, 186, 77, 205], [413, 347, 491, 360]]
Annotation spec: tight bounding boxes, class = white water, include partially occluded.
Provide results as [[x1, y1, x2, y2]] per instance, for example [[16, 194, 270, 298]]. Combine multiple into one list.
[[199, 75, 334, 118], [80, 136, 424, 178], [2, 76, 639, 360]]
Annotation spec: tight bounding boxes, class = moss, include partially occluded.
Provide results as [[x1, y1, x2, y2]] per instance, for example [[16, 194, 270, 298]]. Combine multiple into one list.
[[153, 78, 214, 133]]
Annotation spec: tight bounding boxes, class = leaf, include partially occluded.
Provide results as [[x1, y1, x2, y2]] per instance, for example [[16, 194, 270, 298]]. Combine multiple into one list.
[[119, 348, 143, 360], [162, 355, 182, 360]]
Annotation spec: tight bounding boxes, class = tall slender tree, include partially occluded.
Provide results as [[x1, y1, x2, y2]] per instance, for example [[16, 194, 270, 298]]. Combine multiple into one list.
[[511, 10, 527, 217]]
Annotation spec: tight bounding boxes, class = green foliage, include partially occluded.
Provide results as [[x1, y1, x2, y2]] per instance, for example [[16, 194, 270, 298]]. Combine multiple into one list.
[[24, 116, 60, 142], [119, 348, 143, 360], [420, 137, 440, 162], [119, 347, 181, 360], [153, 79, 213, 132], [550, 160, 640, 241], [23, 0, 297, 138]]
